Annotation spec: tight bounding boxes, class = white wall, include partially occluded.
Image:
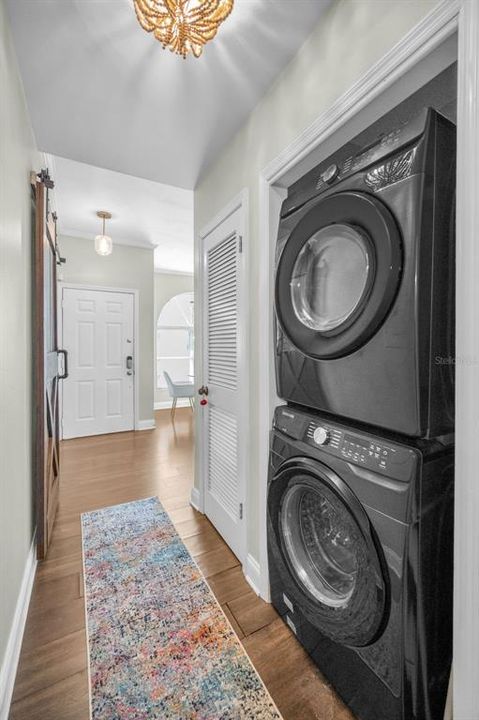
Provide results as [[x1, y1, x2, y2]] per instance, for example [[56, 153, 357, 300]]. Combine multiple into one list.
[[0, 0, 39, 685], [194, 0, 440, 562], [59, 235, 155, 423], [154, 271, 194, 406]]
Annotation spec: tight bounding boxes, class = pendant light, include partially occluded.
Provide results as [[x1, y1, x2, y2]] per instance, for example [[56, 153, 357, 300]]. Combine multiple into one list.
[[95, 211, 113, 256]]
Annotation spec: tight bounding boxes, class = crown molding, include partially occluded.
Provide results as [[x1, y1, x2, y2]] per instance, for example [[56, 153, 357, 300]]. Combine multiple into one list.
[[154, 267, 194, 277], [58, 231, 156, 251]]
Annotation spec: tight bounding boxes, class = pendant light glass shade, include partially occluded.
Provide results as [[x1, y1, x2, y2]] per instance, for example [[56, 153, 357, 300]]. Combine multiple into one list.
[[95, 234, 113, 256], [95, 211, 113, 256]]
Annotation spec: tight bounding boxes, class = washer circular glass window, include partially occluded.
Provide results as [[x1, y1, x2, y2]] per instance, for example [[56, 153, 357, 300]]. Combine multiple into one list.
[[290, 224, 373, 333], [280, 482, 359, 607]]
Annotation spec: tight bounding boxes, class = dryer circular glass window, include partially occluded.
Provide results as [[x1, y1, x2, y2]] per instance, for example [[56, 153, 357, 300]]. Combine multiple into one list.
[[290, 224, 372, 333], [281, 482, 358, 607], [275, 191, 402, 359]]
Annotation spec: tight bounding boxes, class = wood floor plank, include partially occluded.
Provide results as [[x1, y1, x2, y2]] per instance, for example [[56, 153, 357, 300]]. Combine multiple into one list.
[[227, 589, 278, 637], [173, 514, 211, 539], [183, 525, 224, 556], [194, 544, 241, 578], [9, 670, 90, 720], [44, 534, 82, 561], [21, 597, 85, 654], [36, 556, 83, 584], [206, 565, 252, 605], [12, 631, 87, 704], [28, 572, 82, 614], [222, 604, 245, 640]]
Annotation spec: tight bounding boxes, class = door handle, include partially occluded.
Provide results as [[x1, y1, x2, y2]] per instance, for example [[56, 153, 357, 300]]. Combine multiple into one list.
[[58, 350, 68, 380], [126, 355, 133, 375], [198, 385, 209, 396]]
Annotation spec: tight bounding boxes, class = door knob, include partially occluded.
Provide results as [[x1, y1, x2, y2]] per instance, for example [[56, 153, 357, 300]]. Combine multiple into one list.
[[198, 385, 209, 396]]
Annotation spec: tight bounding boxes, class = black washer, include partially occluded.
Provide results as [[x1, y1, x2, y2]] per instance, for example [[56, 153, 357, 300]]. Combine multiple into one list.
[[270, 457, 388, 646]]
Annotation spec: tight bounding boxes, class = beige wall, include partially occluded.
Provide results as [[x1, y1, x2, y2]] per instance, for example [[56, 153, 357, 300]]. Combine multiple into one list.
[[194, 0, 439, 562], [0, 0, 39, 681], [59, 236, 155, 423], [154, 271, 194, 406]]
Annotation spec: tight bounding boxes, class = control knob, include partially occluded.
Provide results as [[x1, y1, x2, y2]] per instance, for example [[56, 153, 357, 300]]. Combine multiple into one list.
[[313, 426, 330, 446], [320, 164, 339, 184]]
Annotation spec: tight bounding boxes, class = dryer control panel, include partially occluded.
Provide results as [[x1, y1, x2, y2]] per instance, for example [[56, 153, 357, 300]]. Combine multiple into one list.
[[274, 406, 417, 482]]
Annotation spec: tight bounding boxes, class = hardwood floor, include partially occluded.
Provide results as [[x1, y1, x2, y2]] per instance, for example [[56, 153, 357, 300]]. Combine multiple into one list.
[[10, 408, 353, 720]]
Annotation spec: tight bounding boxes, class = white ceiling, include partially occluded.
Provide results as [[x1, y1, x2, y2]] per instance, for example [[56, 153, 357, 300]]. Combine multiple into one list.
[[49, 155, 194, 273], [7, 0, 330, 189]]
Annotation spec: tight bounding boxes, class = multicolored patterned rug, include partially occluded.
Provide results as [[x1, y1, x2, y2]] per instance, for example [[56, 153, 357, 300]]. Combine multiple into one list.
[[81, 497, 282, 719]]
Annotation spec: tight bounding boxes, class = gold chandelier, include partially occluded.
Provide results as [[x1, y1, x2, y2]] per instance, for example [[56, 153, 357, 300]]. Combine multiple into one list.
[[133, 0, 234, 58]]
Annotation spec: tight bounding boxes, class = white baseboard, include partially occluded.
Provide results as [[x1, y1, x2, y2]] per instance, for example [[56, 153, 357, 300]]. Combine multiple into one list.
[[190, 487, 202, 512], [154, 399, 191, 410], [137, 419, 155, 431], [0, 536, 37, 720], [244, 553, 262, 597]]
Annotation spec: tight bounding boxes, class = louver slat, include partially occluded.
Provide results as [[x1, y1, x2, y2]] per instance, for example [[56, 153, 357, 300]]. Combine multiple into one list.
[[208, 406, 238, 520], [207, 235, 238, 391]]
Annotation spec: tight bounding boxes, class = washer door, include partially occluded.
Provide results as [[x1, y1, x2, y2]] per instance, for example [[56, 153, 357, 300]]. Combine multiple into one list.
[[275, 191, 402, 359], [269, 457, 388, 646]]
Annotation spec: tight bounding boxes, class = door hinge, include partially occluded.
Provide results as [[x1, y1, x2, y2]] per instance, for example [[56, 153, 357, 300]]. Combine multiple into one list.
[[239, 502, 243, 520], [238, 235, 243, 254]]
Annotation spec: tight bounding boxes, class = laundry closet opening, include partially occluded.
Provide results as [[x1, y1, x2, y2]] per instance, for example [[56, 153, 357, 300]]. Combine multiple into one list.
[[262, 34, 457, 720]]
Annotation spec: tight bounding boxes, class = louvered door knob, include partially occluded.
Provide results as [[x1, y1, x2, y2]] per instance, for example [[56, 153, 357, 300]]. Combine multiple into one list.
[[198, 385, 209, 396]]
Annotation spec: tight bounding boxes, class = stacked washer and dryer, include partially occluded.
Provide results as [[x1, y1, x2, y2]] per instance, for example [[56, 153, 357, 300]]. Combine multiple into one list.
[[268, 108, 455, 720]]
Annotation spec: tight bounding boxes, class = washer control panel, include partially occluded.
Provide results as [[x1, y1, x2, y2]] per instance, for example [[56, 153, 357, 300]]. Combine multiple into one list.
[[273, 407, 415, 481], [305, 420, 414, 479], [340, 433, 395, 472]]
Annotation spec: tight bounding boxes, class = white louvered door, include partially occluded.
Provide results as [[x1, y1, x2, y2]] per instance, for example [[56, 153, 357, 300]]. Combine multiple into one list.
[[201, 204, 246, 563]]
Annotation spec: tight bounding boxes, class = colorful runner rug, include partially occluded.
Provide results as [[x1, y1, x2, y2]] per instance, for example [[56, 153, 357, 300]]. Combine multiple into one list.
[[81, 497, 282, 719]]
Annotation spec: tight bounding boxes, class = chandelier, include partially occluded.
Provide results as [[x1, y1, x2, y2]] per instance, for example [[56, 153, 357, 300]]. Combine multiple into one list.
[[133, 0, 234, 58]]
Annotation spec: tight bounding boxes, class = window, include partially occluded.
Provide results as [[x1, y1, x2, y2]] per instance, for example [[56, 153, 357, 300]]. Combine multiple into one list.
[[156, 292, 194, 389]]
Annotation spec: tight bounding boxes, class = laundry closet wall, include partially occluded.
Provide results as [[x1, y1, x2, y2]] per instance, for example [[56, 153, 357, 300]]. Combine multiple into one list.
[[194, 0, 440, 565], [0, 0, 39, 687]]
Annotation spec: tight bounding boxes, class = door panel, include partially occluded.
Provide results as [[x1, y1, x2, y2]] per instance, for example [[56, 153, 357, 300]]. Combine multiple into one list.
[[33, 172, 61, 560], [201, 205, 246, 563], [62, 288, 134, 439]]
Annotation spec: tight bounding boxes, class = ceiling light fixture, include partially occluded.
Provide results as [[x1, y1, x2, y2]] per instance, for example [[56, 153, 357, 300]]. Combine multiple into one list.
[[95, 211, 113, 256], [133, 0, 234, 59]]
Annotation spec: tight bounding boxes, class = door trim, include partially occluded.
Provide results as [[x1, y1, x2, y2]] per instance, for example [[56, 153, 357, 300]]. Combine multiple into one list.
[[58, 283, 140, 436], [194, 189, 249, 569]]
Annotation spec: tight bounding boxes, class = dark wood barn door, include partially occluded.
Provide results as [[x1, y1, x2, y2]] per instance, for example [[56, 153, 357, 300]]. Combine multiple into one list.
[[33, 169, 65, 559]]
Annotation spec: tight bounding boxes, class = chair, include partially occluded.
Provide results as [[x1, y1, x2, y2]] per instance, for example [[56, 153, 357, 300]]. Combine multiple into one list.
[[163, 371, 195, 418]]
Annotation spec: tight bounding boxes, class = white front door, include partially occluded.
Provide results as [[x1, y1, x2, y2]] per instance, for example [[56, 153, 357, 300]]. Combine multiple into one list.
[[200, 203, 247, 563], [61, 287, 135, 439]]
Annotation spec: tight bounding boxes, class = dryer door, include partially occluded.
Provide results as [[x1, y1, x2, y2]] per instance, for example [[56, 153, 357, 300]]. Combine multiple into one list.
[[275, 191, 402, 359], [269, 457, 388, 646]]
